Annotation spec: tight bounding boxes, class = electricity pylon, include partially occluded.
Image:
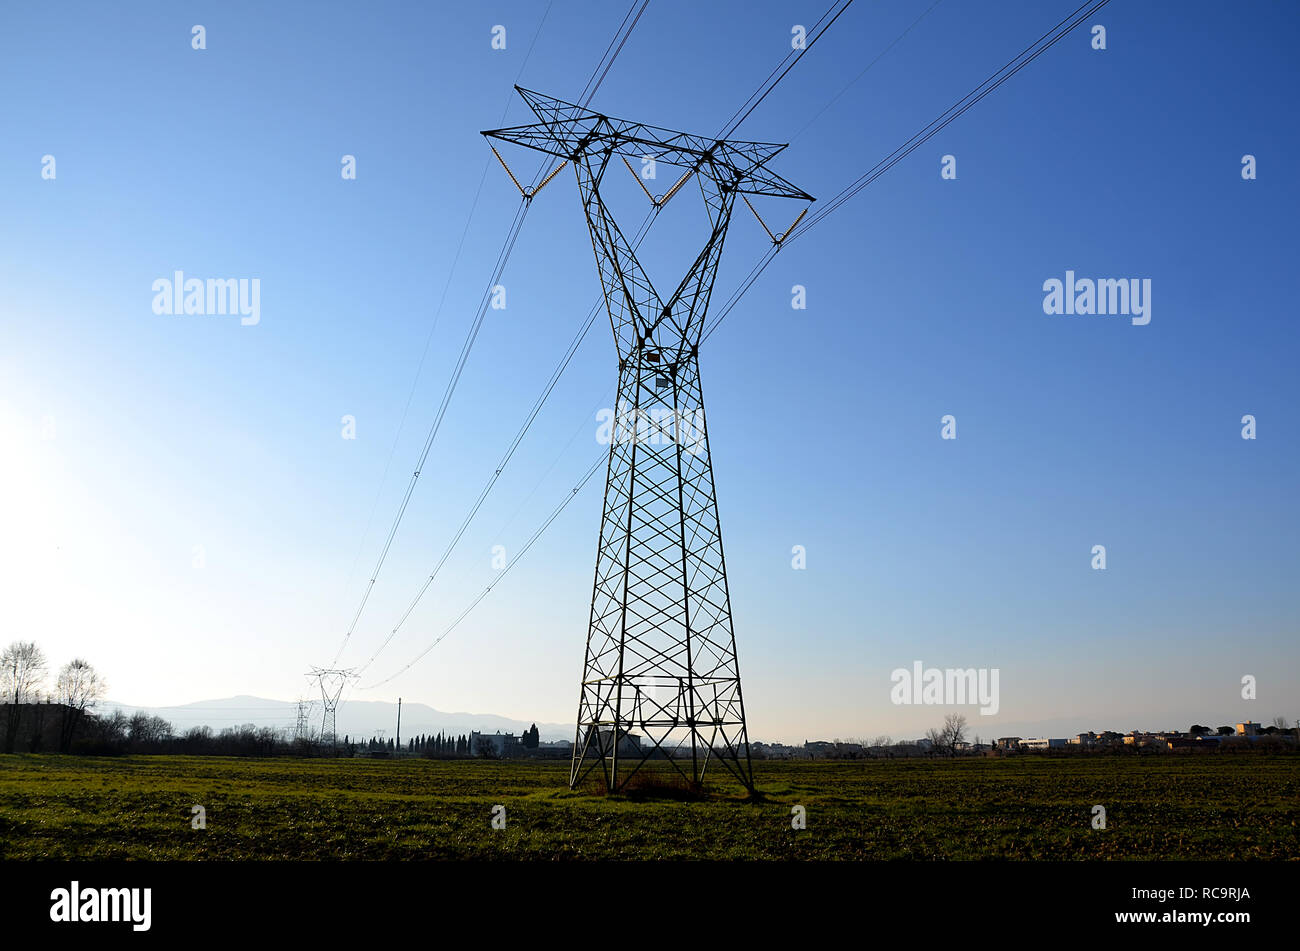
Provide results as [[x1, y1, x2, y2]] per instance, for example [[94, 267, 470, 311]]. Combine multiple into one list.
[[307, 667, 356, 749], [484, 88, 811, 793], [293, 697, 313, 742]]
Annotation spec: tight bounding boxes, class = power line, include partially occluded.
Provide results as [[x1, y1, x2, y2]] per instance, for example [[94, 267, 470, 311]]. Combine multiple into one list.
[[703, 0, 1112, 343], [361, 452, 607, 689], [333, 199, 530, 663], [718, 0, 856, 138], [361, 167, 700, 662], [355, 210, 659, 674], [789, 0, 945, 143], [361, 0, 1111, 689], [333, 3, 556, 660], [489, 384, 616, 544], [355, 0, 860, 679], [789, 0, 1112, 242], [339, 4, 560, 598], [331, 1, 651, 667], [578, 0, 651, 110]]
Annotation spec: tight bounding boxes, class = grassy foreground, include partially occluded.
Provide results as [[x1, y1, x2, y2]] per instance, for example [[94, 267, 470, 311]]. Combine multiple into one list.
[[0, 754, 1295, 860]]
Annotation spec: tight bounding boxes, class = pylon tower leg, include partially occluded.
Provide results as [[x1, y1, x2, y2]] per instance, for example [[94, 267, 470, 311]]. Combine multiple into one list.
[[570, 346, 753, 792]]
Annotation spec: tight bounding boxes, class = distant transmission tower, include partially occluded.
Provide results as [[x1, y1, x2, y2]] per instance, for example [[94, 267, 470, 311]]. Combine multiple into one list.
[[293, 697, 313, 742], [484, 88, 811, 793], [308, 668, 357, 748]]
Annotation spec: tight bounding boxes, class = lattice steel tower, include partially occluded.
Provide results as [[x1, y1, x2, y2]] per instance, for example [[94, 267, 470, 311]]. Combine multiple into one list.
[[308, 667, 356, 749], [293, 697, 312, 742], [484, 88, 811, 793]]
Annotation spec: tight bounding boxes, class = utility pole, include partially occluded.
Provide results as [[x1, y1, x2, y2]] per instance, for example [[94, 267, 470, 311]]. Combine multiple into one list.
[[396, 697, 402, 753], [484, 88, 811, 794]]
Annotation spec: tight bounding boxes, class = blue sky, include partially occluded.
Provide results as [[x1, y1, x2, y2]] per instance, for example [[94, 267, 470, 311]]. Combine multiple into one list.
[[1, 1, 1296, 743]]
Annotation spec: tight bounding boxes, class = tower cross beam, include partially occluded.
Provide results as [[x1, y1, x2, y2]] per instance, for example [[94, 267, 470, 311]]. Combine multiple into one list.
[[482, 87, 813, 201]]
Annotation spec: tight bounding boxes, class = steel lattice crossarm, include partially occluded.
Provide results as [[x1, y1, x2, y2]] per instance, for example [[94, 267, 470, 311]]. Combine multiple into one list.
[[483, 87, 814, 364], [483, 86, 814, 202]]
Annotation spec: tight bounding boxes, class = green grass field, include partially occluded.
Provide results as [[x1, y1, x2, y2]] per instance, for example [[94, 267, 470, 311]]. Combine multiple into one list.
[[0, 754, 1295, 860]]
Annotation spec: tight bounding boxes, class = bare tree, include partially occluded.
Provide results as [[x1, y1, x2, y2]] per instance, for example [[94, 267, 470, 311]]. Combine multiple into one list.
[[1272, 715, 1290, 730], [924, 727, 945, 756], [1, 641, 48, 753], [55, 659, 107, 752], [941, 712, 968, 755], [127, 712, 173, 748]]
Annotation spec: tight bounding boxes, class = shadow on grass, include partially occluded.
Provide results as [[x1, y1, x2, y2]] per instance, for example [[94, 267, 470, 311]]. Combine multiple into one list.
[[573, 766, 769, 803]]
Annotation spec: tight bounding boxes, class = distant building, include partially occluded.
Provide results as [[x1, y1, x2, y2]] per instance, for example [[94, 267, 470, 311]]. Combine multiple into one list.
[[1019, 737, 1067, 750], [579, 727, 642, 758], [751, 742, 801, 759], [469, 731, 519, 758], [1236, 721, 1260, 736], [1124, 732, 1159, 746], [995, 737, 1021, 751], [529, 739, 573, 759]]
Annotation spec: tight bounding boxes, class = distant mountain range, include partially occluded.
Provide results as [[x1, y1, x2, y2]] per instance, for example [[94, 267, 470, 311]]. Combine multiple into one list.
[[101, 695, 573, 743]]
